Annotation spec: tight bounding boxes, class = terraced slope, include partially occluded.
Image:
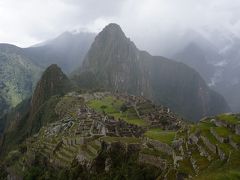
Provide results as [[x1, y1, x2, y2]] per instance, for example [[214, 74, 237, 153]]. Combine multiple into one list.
[[1, 93, 239, 180]]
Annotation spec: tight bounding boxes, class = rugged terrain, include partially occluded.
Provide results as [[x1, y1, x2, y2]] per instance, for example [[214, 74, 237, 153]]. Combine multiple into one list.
[[173, 31, 240, 113], [0, 23, 237, 180], [0, 44, 42, 133], [0, 32, 94, 134], [1, 90, 239, 179], [73, 23, 229, 121]]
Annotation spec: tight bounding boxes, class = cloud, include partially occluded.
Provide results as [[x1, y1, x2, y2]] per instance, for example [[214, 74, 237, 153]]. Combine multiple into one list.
[[0, 0, 240, 53]]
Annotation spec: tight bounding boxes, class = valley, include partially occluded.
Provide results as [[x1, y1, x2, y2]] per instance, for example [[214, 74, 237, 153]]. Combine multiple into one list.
[[1, 91, 239, 179], [0, 21, 238, 180]]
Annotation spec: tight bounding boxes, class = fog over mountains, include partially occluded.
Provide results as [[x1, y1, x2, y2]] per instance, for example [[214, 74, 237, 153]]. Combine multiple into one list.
[[171, 29, 240, 112], [1, 1, 240, 179]]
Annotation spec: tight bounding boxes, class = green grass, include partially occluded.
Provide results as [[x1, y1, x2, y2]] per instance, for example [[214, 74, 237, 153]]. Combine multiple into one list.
[[214, 127, 231, 138], [198, 122, 234, 154], [178, 158, 195, 176], [191, 149, 209, 171], [201, 128, 232, 154], [88, 96, 123, 114], [144, 128, 176, 145], [195, 151, 240, 180], [141, 148, 172, 160], [196, 169, 240, 180], [189, 124, 198, 134], [100, 136, 141, 144], [137, 102, 155, 114], [231, 134, 240, 144], [217, 114, 240, 125], [199, 121, 215, 130], [88, 96, 147, 126]]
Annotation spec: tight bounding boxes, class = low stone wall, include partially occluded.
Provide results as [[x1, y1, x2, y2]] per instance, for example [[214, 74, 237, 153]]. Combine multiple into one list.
[[200, 136, 216, 154], [189, 134, 199, 144], [138, 153, 167, 169], [216, 145, 226, 160], [229, 136, 239, 150], [196, 143, 208, 157], [87, 144, 99, 155], [172, 151, 183, 168], [63, 136, 94, 146], [212, 119, 227, 128], [190, 156, 199, 174], [235, 125, 240, 135], [210, 128, 228, 143], [172, 138, 183, 151], [200, 136, 226, 160], [146, 139, 173, 155]]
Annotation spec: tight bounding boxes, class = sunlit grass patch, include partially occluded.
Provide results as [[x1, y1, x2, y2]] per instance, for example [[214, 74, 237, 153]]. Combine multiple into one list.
[[144, 128, 176, 145]]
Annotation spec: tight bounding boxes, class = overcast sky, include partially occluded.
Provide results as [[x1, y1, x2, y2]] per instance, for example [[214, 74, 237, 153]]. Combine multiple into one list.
[[1, 0, 240, 54]]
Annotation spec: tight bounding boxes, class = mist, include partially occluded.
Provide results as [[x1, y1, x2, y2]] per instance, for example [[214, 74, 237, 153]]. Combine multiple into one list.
[[0, 0, 240, 56]]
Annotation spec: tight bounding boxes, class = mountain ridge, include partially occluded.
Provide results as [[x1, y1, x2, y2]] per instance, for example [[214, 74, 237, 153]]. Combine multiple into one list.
[[74, 23, 230, 121]]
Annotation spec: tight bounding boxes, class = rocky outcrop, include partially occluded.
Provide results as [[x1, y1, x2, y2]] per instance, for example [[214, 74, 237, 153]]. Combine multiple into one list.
[[200, 136, 216, 154], [212, 119, 228, 128], [210, 128, 229, 143], [145, 138, 173, 155], [229, 136, 240, 150], [235, 125, 240, 135], [74, 23, 229, 121]]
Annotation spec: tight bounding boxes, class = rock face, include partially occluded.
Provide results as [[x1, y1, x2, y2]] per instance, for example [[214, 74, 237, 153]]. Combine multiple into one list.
[[1, 65, 73, 153], [28, 64, 73, 133], [30, 64, 72, 116], [74, 23, 229, 121], [0, 44, 42, 131]]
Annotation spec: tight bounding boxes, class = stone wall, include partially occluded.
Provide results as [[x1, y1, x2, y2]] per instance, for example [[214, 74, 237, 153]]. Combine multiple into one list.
[[235, 125, 240, 135], [62, 136, 94, 146], [229, 136, 239, 150], [200, 136, 216, 154], [189, 134, 199, 144], [210, 128, 228, 143], [216, 145, 226, 160], [138, 153, 167, 169], [146, 138, 173, 155], [172, 151, 183, 168], [212, 119, 227, 128]]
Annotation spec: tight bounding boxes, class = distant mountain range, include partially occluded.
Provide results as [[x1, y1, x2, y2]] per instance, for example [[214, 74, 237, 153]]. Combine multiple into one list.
[[0, 44, 42, 133], [25, 31, 95, 74], [0, 32, 94, 133], [0, 23, 238, 180], [1, 64, 74, 153], [173, 30, 240, 112], [0, 23, 230, 133], [72, 23, 229, 120]]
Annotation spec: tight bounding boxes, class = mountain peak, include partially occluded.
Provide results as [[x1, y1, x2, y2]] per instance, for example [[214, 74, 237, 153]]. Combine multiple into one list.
[[96, 23, 127, 42], [81, 23, 137, 73], [44, 63, 62, 73], [102, 23, 123, 33], [30, 64, 71, 113]]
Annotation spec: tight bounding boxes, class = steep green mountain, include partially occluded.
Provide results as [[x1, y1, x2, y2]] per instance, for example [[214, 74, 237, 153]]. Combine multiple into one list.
[[73, 23, 229, 121], [0, 44, 42, 133], [25, 32, 95, 74], [0, 64, 73, 153], [1, 90, 239, 179], [0, 31, 94, 132]]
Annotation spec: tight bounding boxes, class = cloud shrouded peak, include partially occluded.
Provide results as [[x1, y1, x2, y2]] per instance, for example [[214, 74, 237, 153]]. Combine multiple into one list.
[[0, 0, 239, 55]]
